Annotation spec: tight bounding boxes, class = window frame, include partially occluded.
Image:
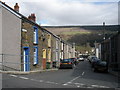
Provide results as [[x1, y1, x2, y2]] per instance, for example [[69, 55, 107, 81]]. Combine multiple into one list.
[[33, 46, 38, 65], [33, 26, 38, 44]]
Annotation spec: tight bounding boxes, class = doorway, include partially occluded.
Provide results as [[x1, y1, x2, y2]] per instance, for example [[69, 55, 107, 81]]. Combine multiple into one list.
[[23, 47, 30, 71]]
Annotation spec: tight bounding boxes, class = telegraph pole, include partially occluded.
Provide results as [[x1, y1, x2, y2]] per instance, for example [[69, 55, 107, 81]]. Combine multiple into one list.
[[103, 22, 105, 40], [102, 22, 105, 61]]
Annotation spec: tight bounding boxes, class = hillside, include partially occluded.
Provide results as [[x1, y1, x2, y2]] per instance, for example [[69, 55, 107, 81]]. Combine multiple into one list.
[[43, 25, 119, 41], [42, 25, 119, 53], [43, 25, 119, 32]]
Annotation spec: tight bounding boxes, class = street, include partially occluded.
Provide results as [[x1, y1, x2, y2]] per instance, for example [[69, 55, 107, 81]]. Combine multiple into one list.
[[2, 60, 118, 88]]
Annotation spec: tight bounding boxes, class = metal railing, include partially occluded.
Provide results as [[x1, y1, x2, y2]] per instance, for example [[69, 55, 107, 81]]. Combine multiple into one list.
[[0, 54, 59, 72], [0, 54, 31, 71]]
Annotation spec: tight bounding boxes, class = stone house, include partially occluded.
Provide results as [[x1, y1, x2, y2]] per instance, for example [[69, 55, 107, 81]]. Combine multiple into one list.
[[0, 1, 76, 71]]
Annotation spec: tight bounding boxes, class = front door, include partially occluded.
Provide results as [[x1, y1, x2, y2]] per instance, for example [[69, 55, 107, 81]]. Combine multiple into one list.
[[42, 49, 46, 69], [23, 47, 30, 72]]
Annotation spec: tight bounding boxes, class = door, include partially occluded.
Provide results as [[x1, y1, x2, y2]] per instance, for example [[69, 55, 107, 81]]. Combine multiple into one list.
[[23, 47, 30, 72], [42, 49, 46, 69]]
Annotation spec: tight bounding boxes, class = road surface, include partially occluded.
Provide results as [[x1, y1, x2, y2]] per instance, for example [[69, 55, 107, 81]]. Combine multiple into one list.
[[2, 60, 118, 88]]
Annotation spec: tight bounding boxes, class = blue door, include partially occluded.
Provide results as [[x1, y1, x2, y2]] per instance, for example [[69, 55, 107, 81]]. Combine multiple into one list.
[[23, 47, 30, 72]]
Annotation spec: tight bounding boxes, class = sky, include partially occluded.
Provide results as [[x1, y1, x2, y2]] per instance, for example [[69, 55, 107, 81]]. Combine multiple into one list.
[[1, 0, 119, 26]]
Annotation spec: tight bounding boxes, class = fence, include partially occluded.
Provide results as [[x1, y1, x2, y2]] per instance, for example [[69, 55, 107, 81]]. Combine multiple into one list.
[[0, 54, 33, 71], [0, 54, 59, 72]]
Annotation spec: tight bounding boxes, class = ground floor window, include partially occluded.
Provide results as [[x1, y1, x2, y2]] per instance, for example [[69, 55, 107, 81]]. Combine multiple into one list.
[[33, 46, 38, 65]]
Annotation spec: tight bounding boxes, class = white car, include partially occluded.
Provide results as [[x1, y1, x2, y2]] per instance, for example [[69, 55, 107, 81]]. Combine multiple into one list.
[[78, 57, 84, 61], [88, 55, 97, 63]]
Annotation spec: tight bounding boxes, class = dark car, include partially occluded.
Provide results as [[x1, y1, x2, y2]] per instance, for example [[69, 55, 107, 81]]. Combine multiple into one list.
[[93, 60, 108, 72], [59, 59, 75, 69], [91, 58, 101, 68]]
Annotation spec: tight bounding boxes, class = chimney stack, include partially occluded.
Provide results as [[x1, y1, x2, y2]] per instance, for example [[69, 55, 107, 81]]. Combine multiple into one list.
[[28, 13, 36, 22], [14, 3, 19, 12]]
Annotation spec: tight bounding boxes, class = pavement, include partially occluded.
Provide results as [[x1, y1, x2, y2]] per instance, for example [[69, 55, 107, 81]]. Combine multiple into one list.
[[0, 68, 58, 75], [2, 60, 119, 88]]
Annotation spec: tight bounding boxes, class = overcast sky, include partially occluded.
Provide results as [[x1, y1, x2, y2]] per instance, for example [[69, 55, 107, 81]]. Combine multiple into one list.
[[2, 0, 119, 26]]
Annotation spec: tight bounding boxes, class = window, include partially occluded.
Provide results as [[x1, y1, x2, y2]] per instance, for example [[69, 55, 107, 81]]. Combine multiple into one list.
[[61, 42, 64, 50], [48, 49, 51, 62], [56, 39, 59, 49], [33, 26, 38, 44], [56, 52, 58, 61], [33, 46, 38, 65], [43, 49, 47, 58], [48, 34, 51, 47]]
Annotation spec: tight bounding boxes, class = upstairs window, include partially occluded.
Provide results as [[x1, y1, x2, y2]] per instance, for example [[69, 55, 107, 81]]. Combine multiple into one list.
[[33, 46, 38, 65], [61, 42, 64, 50], [33, 26, 38, 44], [56, 39, 59, 49], [48, 34, 51, 47]]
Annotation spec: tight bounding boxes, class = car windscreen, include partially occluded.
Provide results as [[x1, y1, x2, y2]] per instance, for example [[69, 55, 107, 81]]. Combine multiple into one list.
[[80, 55, 83, 58], [92, 57, 97, 59], [61, 59, 71, 63]]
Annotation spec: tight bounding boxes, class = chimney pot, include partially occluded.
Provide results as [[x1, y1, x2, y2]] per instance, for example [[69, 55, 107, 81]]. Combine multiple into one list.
[[28, 13, 36, 22], [14, 3, 19, 12]]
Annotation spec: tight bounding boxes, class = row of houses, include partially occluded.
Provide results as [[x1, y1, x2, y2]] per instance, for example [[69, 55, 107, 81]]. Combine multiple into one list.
[[95, 31, 120, 72], [0, 2, 76, 71]]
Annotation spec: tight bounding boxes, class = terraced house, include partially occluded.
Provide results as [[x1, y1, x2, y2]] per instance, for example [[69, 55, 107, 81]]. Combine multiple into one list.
[[95, 31, 120, 75], [0, 2, 76, 72]]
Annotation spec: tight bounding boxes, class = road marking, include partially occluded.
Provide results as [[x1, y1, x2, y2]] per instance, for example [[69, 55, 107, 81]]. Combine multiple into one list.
[[30, 78, 59, 85], [91, 85, 100, 87], [39, 80, 43, 82], [87, 87, 93, 88], [82, 72, 85, 76], [63, 83, 68, 86], [9, 74, 110, 88], [99, 86, 110, 88], [46, 81, 58, 84], [69, 76, 81, 82], [30, 79, 40, 82], [91, 84, 109, 88], [19, 76, 29, 80], [10, 74, 17, 77], [63, 76, 81, 86], [9, 75, 60, 86], [75, 83, 85, 86]]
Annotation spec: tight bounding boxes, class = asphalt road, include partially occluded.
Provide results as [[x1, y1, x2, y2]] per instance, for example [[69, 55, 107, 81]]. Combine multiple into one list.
[[2, 60, 119, 88]]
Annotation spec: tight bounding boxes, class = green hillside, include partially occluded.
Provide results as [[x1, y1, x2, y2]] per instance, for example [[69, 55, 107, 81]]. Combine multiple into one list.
[[43, 25, 119, 53]]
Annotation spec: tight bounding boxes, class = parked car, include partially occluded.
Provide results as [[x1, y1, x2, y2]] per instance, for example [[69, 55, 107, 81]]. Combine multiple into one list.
[[91, 58, 101, 68], [93, 60, 108, 72], [82, 54, 89, 59], [88, 55, 97, 63], [78, 54, 84, 61], [59, 59, 75, 69]]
